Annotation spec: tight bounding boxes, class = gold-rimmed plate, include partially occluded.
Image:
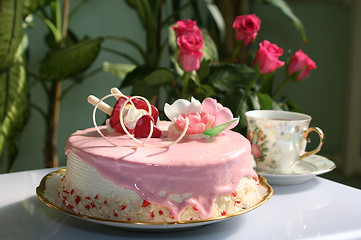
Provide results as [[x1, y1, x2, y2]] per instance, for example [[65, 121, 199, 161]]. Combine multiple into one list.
[[36, 168, 273, 231]]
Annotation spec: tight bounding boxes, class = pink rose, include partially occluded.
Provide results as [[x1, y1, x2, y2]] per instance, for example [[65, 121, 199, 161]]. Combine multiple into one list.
[[175, 112, 214, 135], [287, 50, 317, 81], [232, 14, 261, 46], [180, 51, 203, 72], [177, 32, 204, 72], [172, 19, 201, 38], [253, 40, 285, 74]]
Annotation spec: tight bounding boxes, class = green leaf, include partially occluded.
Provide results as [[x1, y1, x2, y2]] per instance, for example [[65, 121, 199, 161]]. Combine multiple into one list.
[[120, 65, 172, 99], [195, 84, 216, 99], [256, 92, 273, 109], [120, 65, 157, 89], [197, 60, 211, 83], [22, 0, 53, 17], [209, 64, 255, 92], [202, 29, 219, 62], [144, 69, 174, 86], [0, 56, 29, 171], [39, 37, 103, 81], [0, 0, 24, 71], [203, 119, 238, 136], [260, 72, 274, 95], [261, 0, 308, 44], [125, 0, 156, 64], [102, 62, 136, 79], [203, 0, 226, 43], [131, 79, 158, 99]]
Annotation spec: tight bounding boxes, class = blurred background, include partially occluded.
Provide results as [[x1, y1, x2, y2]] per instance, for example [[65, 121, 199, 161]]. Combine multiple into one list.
[[1, 0, 360, 188]]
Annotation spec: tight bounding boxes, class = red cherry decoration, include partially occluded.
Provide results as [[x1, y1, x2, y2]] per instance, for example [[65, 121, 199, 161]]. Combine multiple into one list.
[[134, 115, 162, 138], [109, 96, 159, 135]]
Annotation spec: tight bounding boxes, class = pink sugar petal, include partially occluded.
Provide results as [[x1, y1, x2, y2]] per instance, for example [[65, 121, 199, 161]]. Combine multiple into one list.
[[201, 98, 217, 115], [189, 123, 206, 134], [204, 116, 215, 130], [227, 118, 239, 130], [214, 107, 234, 126]]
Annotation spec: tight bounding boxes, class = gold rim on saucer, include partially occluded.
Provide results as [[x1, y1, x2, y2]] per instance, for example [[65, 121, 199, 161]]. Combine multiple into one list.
[[36, 168, 273, 227]]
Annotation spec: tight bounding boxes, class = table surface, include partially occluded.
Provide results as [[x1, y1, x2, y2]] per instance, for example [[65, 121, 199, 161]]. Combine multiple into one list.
[[1, 167, 361, 240]]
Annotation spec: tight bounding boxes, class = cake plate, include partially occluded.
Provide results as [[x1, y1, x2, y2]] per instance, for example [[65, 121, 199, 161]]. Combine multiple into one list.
[[36, 168, 273, 231]]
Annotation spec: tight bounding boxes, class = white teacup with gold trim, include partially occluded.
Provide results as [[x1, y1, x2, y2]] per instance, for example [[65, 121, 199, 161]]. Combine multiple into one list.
[[246, 110, 324, 173]]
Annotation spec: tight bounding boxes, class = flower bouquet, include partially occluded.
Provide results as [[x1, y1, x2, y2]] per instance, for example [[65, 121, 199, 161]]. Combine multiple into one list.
[[162, 14, 316, 134]]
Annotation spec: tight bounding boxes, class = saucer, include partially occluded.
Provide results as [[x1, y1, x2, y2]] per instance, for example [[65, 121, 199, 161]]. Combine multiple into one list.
[[256, 155, 336, 185]]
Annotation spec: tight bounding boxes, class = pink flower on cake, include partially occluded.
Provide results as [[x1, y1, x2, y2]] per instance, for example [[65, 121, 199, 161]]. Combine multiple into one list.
[[172, 19, 201, 38], [287, 50, 317, 81], [232, 14, 261, 46], [253, 40, 284, 74], [175, 112, 214, 135], [165, 97, 239, 137]]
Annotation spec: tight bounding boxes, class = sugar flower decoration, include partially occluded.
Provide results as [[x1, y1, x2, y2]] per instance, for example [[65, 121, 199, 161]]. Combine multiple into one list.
[[164, 97, 239, 138]]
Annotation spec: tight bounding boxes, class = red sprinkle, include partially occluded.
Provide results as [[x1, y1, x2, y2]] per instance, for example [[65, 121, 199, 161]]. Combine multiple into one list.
[[62, 196, 67, 200], [70, 189, 74, 194], [169, 213, 175, 219], [94, 195, 99, 199], [221, 211, 227, 216], [114, 211, 118, 217], [232, 191, 237, 197], [253, 176, 259, 182], [85, 205, 90, 210], [75, 196, 81, 205], [151, 211, 155, 218], [91, 202, 96, 208], [121, 205, 127, 211], [67, 204, 74, 209], [63, 190, 69, 194], [159, 210, 164, 215], [190, 217, 193, 221], [193, 206, 199, 211], [104, 200, 107, 204], [85, 197, 91, 200], [141, 200, 150, 207]]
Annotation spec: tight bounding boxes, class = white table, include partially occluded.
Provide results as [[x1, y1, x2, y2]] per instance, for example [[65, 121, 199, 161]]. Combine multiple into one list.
[[1, 168, 361, 240]]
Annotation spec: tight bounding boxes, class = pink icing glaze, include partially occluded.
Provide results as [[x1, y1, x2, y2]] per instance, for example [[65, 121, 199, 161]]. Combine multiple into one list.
[[65, 121, 257, 220]]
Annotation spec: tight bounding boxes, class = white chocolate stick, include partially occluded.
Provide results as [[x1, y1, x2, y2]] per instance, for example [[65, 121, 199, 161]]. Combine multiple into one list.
[[111, 87, 123, 99], [88, 95, 113, 116]]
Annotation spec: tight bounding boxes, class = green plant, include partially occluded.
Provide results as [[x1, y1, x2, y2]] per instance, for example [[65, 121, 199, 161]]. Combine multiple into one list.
[[103, 0, 309, 134], [0, 0, 103, 171], [0, 0, 308, 172]]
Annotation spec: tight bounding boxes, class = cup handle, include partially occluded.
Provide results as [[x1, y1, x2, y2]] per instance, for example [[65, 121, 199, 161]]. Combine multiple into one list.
[[299, 127, 324, 160]]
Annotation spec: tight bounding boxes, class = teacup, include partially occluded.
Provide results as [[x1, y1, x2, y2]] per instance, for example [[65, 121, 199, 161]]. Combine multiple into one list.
[[245, 110, 324, 173]]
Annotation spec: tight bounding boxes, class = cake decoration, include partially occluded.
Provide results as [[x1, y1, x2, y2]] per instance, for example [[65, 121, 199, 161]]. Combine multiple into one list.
[[88, 87, 239, 145], [165, 97, 239, 139], [88, 88, 189, 148]]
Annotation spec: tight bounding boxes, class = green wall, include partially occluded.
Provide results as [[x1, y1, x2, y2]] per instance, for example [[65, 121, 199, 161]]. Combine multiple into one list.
[[3, 1, 349, 172]]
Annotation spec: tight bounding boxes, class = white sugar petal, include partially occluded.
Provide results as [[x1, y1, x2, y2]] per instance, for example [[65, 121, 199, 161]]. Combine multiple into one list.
[[187, 97, 202, 114]]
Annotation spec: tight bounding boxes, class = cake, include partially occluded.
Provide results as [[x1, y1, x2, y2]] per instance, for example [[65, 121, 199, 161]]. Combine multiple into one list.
[[58, 88, 267, 222]]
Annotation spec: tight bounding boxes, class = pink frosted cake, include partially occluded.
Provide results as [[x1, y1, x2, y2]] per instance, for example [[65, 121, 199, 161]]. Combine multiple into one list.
[[58, 89, 267, 222]]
